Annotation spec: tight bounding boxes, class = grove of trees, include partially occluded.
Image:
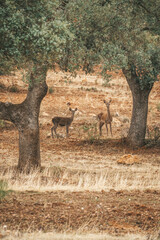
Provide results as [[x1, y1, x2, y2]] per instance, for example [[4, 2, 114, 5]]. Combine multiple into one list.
[[0, 0, 159, 172]]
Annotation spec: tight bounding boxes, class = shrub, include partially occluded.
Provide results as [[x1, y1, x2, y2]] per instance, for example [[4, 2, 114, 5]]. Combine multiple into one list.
[[82, 123, 99, 143], [0, 120, 5, 128], [0, 180, 11, 202], [146, 125, 160, 147], [9, 85, 19, 93], [48, 87, 54, 94]]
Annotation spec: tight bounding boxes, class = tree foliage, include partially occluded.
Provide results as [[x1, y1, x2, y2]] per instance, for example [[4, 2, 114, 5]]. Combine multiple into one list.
[[0, 0, 74, 75], [1, 0, 159, 82], [64, 0, 160, 87]]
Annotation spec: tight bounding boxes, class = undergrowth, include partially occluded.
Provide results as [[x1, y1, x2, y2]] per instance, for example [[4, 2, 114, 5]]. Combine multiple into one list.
[[0, 180, 12, 202]]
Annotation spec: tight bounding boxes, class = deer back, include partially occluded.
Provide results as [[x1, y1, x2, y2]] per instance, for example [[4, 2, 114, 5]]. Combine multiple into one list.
[[52, 117, 72, 126], [98, 112, 112, 123], [98, 112, 108, 122]]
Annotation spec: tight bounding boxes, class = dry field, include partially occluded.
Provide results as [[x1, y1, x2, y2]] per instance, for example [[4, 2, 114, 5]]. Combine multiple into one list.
[[0, 70, 160, 240]]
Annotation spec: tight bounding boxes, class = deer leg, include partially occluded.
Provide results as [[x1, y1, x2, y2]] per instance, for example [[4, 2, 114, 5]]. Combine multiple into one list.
[[110, 123, 112, 136], [51, 123, 58, 138], [99, 122, 104, 136], [105, 123, 108, 135], [66, 125, 69, 138], [51, 126, 54, 138], [52, 123, 58, 138]]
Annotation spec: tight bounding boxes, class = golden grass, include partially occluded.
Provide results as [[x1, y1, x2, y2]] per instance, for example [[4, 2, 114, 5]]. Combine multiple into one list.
[[0, 228, 147, 240], [1, 162, 160, 192]]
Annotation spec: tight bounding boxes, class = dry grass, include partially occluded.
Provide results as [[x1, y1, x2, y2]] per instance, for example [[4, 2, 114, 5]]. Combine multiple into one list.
[[1, 163, 160, 192], [0, 228, 148, 240]]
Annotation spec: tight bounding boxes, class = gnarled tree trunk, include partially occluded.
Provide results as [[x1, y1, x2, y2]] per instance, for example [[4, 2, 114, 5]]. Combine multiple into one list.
[[0, 65, 48, 173], [122, 67, 153, 147]]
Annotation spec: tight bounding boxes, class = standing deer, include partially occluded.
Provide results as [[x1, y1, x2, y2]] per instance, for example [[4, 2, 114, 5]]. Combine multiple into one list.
[[51, 107, 78, 138], [98, 99, 113, 136]]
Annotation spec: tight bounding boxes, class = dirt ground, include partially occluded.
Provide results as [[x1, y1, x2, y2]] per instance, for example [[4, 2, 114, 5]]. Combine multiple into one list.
[[0, 70, 160, 237], [1, 190, 160, 235]]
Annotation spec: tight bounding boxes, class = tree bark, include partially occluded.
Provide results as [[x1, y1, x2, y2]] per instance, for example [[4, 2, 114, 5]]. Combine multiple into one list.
[[0, 65, 48, 173], [122, 67, 153, 147]]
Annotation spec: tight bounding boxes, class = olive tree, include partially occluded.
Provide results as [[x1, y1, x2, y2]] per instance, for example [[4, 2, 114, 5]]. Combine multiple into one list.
[[65, 0, 160, 147], [0, 0, 75, 172]]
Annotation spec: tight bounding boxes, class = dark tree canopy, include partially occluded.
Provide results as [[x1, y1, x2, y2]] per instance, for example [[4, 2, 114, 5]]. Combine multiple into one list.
[[64, 0, 160, 83], [0, 0, 74, 75]]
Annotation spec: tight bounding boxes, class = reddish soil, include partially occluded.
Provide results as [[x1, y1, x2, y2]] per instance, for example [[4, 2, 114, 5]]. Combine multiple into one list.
[[0, 190, 160, 235]]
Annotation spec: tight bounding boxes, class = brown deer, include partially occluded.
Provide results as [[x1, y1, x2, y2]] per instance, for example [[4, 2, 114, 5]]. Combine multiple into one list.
[[98, 99, 113, 136], [51, 107, 78, 138]]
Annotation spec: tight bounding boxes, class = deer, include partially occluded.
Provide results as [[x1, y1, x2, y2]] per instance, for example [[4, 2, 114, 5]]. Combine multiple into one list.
[[97, 99, 113, 136], [51, 107, 78, 138]]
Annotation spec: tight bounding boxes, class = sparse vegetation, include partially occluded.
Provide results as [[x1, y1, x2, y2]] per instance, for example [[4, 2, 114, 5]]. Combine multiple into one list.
[[48, 87, 54, 94], [102, 82, 111, 88], [0, 180, 11, 202], [79, 87, 98, 92], [8, 85, 19, 93], [86, 87, 98, 92], [82, 123, 99, 143], [146, 125, 160, 147], [157, 103, 160, 112], [0, 120, 5, 128]]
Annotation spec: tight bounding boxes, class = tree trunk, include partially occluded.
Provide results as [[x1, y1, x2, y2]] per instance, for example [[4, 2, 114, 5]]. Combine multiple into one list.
[[122, 67, 153, 147], [0, 65, 48, 173]]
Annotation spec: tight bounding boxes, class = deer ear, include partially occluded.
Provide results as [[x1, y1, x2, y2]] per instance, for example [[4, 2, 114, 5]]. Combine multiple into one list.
[[109, 99, 112, 103], [75, 108, 78, 111], [69, 107, 72, 111]]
